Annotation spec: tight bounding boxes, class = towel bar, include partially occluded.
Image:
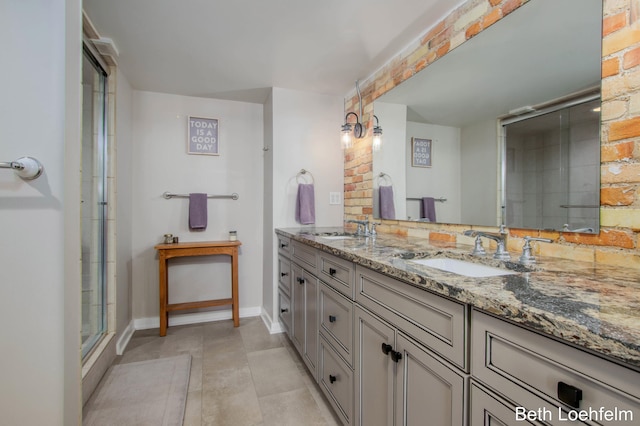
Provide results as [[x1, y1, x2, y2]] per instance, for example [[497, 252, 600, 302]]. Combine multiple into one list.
[[406, 197, 447, 202], [163, 192, 239, 200]]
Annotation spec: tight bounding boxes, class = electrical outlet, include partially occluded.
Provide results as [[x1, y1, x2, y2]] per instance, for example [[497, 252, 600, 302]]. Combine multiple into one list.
[[329, 192, 342, 205]]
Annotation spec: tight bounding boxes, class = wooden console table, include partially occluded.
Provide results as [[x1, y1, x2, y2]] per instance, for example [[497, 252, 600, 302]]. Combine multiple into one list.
[[154, 240, 241, 336]]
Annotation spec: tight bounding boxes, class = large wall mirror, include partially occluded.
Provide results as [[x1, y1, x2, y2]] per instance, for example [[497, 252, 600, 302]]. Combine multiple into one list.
[[373, 0, 602, 233]]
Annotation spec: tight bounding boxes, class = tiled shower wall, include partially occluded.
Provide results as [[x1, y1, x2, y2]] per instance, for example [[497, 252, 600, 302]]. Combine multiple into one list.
[[343, 0, 640, 267]]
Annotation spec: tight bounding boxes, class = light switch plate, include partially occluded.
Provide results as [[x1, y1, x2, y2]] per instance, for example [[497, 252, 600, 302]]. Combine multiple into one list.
[[329, 192, 342, 205]]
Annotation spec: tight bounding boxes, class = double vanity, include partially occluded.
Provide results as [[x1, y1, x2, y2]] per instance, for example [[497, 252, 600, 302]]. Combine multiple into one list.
[[275, 227, 639, 425]]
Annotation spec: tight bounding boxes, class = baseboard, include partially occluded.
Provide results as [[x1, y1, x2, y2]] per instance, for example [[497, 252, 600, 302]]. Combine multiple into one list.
[[260, 309, 284, 334], [134, 306, 262, 330], [116, 320, 135, 355]]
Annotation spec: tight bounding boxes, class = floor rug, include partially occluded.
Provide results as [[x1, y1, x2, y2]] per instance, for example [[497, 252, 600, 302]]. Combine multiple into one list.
[[83, 355, 191, 426]]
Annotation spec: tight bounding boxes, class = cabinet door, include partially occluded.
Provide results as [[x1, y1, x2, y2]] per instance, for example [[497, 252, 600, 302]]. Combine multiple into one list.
[[303, 275, 318, 378], [354, 306, 395, 426], [394, 332, 467, 426], [291, 263, 305, 353]]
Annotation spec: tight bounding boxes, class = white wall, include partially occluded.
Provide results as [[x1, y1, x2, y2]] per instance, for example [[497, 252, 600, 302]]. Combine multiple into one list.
[[115, 69, 134, 336], [372, 102, 407, 220], [405, 122, 461, 223], [263, 87, 343, 329], [271, 88, 345, 228], [131, 91, 264, 325], [0, 0, 82, 424]]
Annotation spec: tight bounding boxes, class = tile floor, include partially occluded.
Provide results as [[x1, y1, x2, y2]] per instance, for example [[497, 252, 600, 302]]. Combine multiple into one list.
[[110, 317, 341, 426]]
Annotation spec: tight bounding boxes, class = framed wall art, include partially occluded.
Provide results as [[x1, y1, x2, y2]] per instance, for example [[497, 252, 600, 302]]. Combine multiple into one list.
[[411, 137, 432, 167], [188, 116, 219, 155]]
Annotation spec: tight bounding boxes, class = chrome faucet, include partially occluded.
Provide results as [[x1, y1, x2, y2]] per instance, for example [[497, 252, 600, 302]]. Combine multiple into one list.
[[519, 236, 553, 265], [346, 216, 380, 236], [464, 230, 510, 260]]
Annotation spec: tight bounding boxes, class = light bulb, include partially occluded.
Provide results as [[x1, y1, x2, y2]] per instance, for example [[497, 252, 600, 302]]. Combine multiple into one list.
[[372, 134, 382, 152]]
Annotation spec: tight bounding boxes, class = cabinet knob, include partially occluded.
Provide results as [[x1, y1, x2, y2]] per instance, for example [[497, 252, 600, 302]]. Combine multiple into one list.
[[329, 315, 337, 323], [390, 350, 403, 363], [381, 343, 393, 355], [296, 277, 305, 284], [280, 243, 288, 248], [329, 267, 337, 276], [329, 374, 337, 384], [557, 382, 582, 409], [280, 308, 288, 313], [280, 272, 289, 277]]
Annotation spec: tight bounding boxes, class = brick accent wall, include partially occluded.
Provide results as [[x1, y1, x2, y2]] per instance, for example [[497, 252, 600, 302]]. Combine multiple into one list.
[[344, 0, 640, 267]]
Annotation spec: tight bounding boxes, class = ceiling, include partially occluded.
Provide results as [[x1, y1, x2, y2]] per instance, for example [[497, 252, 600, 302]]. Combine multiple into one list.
[[83, 0, 465, 103]]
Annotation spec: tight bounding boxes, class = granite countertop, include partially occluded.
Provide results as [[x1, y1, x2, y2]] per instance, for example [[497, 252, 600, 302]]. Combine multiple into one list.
[[276, 227, 640, 370]]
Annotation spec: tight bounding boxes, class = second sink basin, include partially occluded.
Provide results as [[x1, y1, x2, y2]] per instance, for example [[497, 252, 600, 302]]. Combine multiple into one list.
[[409, 258, 517, 278], [320, 235, 354, 240]]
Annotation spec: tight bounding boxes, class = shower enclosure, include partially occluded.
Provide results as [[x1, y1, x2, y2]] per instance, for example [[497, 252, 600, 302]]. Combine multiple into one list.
[[81, 45, 108, 359], [503, 96, 601, 233]]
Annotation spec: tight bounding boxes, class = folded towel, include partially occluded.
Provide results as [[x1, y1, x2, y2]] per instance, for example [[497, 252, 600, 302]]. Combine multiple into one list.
[[379, 185, 396, 220], [421, 197, 436, 222], [189, 193, 208, 230], [295, 184, 315, 225]]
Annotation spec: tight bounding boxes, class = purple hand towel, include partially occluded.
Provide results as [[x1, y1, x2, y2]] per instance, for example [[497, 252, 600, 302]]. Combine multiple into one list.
[[189, 193, 208, 230], [379, 185, 396, 220], [421, 197, 436, 222], [295, 183, 315, 225]]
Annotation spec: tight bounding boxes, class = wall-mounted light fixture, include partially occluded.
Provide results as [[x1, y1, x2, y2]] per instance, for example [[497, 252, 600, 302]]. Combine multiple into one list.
[[341, 111, 364, 149], [372, 115, 383, 152], [341, 81, 383, 150]]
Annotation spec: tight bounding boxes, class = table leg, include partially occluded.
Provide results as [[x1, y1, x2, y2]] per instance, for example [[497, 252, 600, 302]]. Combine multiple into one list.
[[232, 248, 239, 327], [159, 257, 168, 336]]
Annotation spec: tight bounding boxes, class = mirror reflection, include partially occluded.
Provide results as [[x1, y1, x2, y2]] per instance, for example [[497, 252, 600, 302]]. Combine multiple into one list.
[[373, 0, 602, 233]]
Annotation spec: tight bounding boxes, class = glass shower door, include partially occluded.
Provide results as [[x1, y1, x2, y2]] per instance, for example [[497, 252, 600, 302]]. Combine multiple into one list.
[[81, 47, 108, 359]]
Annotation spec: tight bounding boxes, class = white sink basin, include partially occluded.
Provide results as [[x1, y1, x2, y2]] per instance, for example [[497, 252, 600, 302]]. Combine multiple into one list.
[[409, 258, 517, 278], [319, 235, 353, 240]]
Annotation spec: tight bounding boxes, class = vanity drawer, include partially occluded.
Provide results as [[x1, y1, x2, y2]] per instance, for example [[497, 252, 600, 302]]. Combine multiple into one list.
[[278, 290, 292, 335], [318, 251, 355, 299], [319, 335, 353, 425], [355, 265, 468, 371], [472, 310, 640, 423], [319, 282, 354, 367], [470, 381, 544, 426], [291, 240, 317, 275], [278, 256, 291, 296], [277, 234, 291, 258]]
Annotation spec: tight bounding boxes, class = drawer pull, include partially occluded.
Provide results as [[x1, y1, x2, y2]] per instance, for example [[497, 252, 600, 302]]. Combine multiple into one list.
[[329, 315, 337, 323], [280, 243, 289, 248], [280, 272, 289, 277], [329, 267, 337, 276], [390, 350, 403, 363], [557, 382, 582, 409], [296, 277, 305, 284], [329, 374, 337, 384], [280, 308, 288, 313], [381, 343, 393, 355]]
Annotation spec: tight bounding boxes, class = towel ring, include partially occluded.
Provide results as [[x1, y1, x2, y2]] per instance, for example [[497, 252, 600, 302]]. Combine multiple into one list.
[[376, 172, 393, 186], [296, 169, 314, 184]]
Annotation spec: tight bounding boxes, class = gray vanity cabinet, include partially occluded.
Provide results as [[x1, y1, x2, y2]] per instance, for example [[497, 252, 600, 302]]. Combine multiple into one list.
[[354, 305, 467, 426], [291, 261, 319, 379]]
